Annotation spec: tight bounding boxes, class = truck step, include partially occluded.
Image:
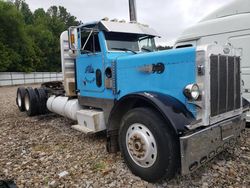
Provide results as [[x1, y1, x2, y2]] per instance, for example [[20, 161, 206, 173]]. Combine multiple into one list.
[[73, 109, 106, 134], [71, 124, 94, 134]]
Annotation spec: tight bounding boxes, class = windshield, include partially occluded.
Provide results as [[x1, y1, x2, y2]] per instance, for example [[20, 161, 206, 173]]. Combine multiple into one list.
[[139, 36, 157, 52], [105, 32, 157, 52]]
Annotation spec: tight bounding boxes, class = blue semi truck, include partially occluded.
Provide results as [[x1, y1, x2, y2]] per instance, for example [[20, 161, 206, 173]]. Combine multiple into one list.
[[16, 19, 247, 182]]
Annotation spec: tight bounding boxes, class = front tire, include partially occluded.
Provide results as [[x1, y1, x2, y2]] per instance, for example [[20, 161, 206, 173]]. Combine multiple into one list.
[[119, 107, 179, 182]]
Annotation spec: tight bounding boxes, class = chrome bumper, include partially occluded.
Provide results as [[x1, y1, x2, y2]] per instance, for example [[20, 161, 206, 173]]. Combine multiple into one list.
[[180, 115, 246, 175]]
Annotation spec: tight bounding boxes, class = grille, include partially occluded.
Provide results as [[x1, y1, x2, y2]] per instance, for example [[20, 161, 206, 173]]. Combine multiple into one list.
[[210, 55, 241, 117]]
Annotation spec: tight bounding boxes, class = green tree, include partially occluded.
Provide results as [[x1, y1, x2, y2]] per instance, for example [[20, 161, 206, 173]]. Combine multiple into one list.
[[0, 0, 37, 72], [14, 0, 33, 24], [26, 8, 53, 71], [45, 5, 79, 71], [0, 0, 79, 72]]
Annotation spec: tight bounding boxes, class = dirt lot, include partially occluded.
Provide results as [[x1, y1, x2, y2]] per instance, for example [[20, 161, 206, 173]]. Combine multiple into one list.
[[0, 85, 249, 188]]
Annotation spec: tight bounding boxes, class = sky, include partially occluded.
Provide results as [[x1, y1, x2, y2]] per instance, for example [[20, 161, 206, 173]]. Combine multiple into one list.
[[25, 0, 234, 46]]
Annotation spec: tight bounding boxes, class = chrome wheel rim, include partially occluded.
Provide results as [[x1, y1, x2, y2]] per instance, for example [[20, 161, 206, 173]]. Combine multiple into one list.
[[24, 94, 30, 111], [126, 123, 157, 168], [17, 92, 22, 107]]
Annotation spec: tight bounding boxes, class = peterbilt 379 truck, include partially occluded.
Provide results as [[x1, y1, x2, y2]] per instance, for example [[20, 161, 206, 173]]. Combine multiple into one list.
[[16, 15, 246, 183]]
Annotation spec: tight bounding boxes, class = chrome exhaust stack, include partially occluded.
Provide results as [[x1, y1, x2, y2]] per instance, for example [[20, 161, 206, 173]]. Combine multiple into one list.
[[129, 0, 137, 22]]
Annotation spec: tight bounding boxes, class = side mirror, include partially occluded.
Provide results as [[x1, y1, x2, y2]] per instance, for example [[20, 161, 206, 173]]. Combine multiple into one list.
[[68, 27, 78, 50]]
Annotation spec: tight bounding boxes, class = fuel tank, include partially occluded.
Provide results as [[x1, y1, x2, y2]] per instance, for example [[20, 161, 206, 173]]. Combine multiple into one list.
[[46, 96, 83, 120]]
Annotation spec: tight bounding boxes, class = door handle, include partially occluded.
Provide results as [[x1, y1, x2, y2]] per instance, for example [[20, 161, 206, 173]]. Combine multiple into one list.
[[96, 69, 102, 87]]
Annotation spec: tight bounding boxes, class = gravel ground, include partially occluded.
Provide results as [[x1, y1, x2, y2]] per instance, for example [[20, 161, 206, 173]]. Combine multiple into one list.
[[0, 85, 249, 188]]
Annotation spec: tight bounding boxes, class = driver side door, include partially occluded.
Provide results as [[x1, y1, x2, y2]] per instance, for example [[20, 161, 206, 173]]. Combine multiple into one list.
[[76, 31, 104, 95]]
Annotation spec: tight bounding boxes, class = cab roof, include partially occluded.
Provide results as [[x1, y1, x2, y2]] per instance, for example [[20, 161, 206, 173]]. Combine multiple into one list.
[[78, 20, 159, 37]]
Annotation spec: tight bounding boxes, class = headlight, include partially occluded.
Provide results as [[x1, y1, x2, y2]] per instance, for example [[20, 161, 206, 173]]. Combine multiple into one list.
[[184, 84, 200, 100]]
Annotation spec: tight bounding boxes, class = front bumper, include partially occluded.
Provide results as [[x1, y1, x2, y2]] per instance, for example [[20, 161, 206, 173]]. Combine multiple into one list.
[[180, 115, 246, 175]]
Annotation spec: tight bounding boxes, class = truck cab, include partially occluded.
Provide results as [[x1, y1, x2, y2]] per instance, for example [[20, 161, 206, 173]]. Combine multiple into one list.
[[62, 20, 199, 123], [74, 20, 158, 99]]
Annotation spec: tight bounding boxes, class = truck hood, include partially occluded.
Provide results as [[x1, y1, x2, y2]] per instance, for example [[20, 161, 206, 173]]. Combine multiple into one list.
[[112, 47, 197, 116]]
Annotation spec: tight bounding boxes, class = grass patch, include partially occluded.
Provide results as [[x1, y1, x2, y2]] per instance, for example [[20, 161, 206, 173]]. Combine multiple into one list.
[[92, 161, 106, 171]]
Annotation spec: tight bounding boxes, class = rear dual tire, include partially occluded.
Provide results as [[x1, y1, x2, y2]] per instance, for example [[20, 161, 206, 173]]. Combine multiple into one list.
[[16, 87, 26, 111], [34, 88, 47, 114], [17, 87, 48, 116], [24, 87, 39, 116]]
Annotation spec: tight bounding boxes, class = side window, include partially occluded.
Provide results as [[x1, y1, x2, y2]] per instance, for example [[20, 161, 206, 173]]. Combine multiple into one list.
[[81, 31, 101, 53]]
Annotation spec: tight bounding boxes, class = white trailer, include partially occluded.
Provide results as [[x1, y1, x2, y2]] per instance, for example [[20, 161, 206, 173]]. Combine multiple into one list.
[[174, 0, 250, 120]]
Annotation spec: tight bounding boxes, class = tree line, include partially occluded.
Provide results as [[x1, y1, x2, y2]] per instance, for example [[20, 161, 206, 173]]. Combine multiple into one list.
[[0, 0, 172, 72], [0, 0, 79, 72]]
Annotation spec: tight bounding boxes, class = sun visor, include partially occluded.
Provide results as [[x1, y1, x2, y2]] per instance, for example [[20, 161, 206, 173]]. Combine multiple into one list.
[[99, 21, 159, 37]]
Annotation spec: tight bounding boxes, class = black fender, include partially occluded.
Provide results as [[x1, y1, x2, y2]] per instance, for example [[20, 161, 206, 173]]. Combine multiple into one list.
[[106, 92, 195, 152]]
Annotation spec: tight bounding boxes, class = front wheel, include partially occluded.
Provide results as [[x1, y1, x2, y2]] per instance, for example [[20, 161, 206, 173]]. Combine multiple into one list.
[[119, 108, 179, 182]]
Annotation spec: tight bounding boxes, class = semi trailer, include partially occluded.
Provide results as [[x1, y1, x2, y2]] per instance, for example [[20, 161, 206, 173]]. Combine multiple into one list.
[[174, 0, 250, 121], [16, 1, 247, 183]]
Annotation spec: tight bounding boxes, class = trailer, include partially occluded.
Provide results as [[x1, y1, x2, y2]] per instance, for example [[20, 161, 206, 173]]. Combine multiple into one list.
[[16, 1, 246, 182]]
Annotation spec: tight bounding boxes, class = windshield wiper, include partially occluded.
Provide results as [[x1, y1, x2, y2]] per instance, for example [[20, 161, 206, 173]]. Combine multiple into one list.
[[111, 48, 137, 54], [141, 47, 153, 52]]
